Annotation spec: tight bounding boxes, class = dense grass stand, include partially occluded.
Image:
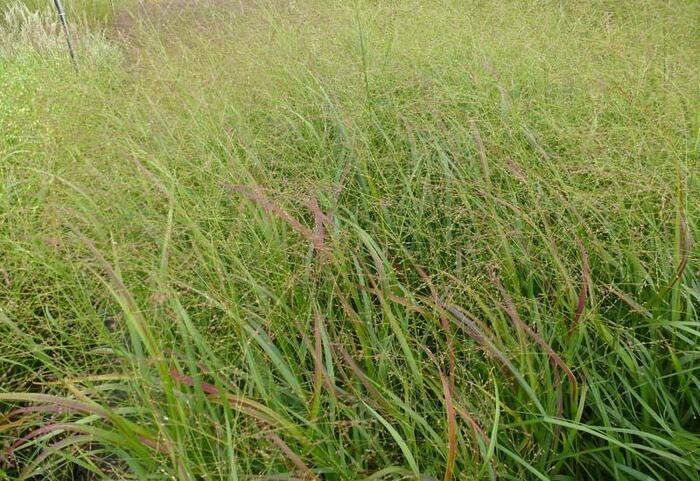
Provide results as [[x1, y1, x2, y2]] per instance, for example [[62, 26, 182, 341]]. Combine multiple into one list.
[[52, 0, 77, 69], [0, 1, 698, 479]]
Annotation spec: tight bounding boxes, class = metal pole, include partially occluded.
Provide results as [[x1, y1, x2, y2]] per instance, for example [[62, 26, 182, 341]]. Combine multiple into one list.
[[53, 0, 77, 69]]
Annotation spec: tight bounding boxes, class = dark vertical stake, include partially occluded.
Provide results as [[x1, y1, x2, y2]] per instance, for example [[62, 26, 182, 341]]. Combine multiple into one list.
[[53, 0, 77, 69]]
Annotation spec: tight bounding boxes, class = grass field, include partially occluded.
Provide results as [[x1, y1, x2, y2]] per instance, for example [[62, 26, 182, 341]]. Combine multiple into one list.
[[1, 1, 699, 480]]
